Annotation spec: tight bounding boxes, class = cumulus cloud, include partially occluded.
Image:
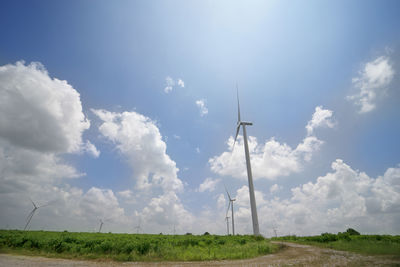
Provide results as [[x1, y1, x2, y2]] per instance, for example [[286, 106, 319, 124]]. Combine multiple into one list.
[[195, 99, 208, 116], [92, 109, 195, 233], [217, 193, 226, 210], [347, 56, 395, 113], [305, 106, 335, 136], [231, 160, 400, 236], [164, 76, 174, 93], [79, 187, 125, 222], [0, 61, 96, 186], [164, 76, 185, 93], [177, 79, 185, 88], [209, 106, 332, 180], [0, 61, 126, 232], [83, 140, 100, 158], [270, 184, 282, 194], [92, 109, 183, 192], [198, 177, 221, 193], [0, 61, 93, 154]]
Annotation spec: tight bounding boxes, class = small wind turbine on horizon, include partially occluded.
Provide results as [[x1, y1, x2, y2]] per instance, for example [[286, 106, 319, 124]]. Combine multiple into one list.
[[134, 219, 142, 234], [98, 219, 104, 233], [24, 198, 50, 231], [224, 185, 236, 235], [233, 87, 260, 236], [225, 216, 230, 235]]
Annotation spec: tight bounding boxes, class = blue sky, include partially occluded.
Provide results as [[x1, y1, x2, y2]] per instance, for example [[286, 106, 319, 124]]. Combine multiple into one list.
[[0, 0, 400, 235]]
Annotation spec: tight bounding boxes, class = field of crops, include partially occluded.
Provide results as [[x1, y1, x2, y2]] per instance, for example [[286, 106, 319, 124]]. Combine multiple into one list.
[[0, 230, 278, 261], [273, 229, 400, 256]]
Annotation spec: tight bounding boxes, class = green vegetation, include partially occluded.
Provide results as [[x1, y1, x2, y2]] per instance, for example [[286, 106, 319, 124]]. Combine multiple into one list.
[[0, 230, 278, 261], [272, 228, 400, 256]]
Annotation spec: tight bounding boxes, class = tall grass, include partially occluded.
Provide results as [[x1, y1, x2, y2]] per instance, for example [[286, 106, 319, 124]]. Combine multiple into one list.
[[0, 230, 278, 261]]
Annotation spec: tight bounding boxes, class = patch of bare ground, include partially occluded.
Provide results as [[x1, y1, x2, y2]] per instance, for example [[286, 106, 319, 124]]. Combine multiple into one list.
[[1, 242, 399, 267]]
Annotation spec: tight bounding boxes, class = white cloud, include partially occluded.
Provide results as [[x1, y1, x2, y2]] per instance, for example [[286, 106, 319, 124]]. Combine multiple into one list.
[[270, 184, 282, 194], [164, 76, 174, 93], [0, 60, 94, 186], [117, 189, 134, 199], [0, 61, 128, 233], [347, 56, 395, 113], [198, 177, 221, 193], [305, 106, 335, 136], [217, 193, 226, 210], [195, 99, 208, 116], [79, 187, 125, 222], [196, 147, 200, 153], [231, 160, 400, 236], [164, 77, 185, 93], [139, 191, 194, 233], [92, 109, 196, 233], [173, 134, 181, 140], [177, 79, 185, 88], [0, 61, 91, 154], [92, 109, 183, 192], [83, 140, 100, 158], [209, 106, 332, 180]]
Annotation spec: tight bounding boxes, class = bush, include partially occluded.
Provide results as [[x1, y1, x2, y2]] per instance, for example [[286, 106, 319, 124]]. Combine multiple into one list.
[[346, 228, 360, 236]]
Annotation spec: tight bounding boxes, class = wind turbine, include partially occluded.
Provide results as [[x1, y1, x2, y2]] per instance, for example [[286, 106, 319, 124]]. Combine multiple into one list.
[[98, 219, 104, 233], [24, 199, 49, 231], [225, 216, 230, 235], [224, 185, 236, 235], [233, 88, 260, 236], [134, 219, 142, 234]]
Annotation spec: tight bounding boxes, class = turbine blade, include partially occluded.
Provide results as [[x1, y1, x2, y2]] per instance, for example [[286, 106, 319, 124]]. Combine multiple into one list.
[[232, 124, 240, 151], [224, 184, 231, 201], [236, 84, 241, 122], [29, 198, 37, 208], [24, 210, 36, 230], [226, 201, 231, 218], [25, 209, 35, 221]]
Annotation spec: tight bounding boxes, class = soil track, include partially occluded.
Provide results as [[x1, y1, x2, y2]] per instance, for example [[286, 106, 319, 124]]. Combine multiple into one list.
[[1, 242, 399, 267]]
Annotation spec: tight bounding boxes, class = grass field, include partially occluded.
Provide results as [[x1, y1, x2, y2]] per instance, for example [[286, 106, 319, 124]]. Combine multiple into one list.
[[272, 231, 400, 256], [0, 230, 279, 261]]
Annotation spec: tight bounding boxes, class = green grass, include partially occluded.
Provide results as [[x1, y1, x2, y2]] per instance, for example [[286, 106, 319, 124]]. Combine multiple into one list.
[[0, 230, 279, 261], [273, 233, 400, 256]]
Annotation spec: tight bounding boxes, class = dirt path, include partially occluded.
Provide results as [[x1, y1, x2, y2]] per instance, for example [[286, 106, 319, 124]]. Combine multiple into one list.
[[1, 242, 399, 267]]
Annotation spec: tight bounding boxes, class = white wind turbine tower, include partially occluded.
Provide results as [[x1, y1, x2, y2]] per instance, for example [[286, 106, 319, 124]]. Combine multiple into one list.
[[233, 88, 260, 236], [224, 185, 236, 235], [24, 198, 50, 231]]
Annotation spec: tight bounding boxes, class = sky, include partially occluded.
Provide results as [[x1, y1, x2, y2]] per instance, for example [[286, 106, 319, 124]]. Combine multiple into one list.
[[0, 0, 400, 236]]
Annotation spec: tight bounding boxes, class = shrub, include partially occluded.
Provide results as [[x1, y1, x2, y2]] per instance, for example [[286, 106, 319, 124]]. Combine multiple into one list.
[[346, 228, 360, 236]]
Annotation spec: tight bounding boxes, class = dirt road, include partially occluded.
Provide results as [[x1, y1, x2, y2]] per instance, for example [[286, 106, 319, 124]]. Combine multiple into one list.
[[1, 242, 399, 267]]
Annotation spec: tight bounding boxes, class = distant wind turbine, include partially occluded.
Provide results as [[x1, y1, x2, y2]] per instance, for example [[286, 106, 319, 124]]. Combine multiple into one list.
[[24, 198, 50, 231], [273, 227, 278, 238], [225, 216, 230, 235], [233, 87, 260, 236], [224, 185, 236, 235], [134, 219, 142, 234], [98, 219, 104, 233]]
